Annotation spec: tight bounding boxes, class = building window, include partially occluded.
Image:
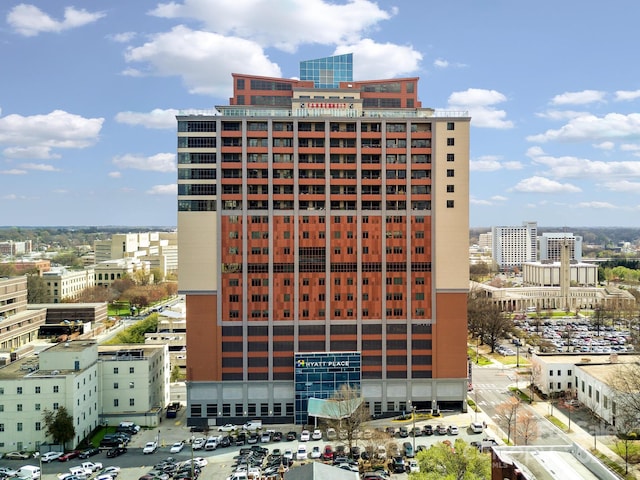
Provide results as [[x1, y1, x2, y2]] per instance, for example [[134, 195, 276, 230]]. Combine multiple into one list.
[[567, 369, 572, 376], [53, 403, 59, 410], [0, 424, 3, 432], [114, 399, 119, 407], [549, 370, 553, 376], [130, 399, 135, 406], [447, 153, 455, 162], [53, 385, 59, 393], [17, 423, 22, 432], [447, 138, 455, 146], [129, 367, 134, 374], [446, 169, 454, 177], [35, 386, 41, 394], [35, 404, 40, 411], [114, 383, 119, 389], [113, 368, 118, 374], [446, 185, 454, 193], [447, 122, 455, 131], [549, 383, 553, 390], [568, 382, 572, 389], [17, 387, 22, 395], [35, 422, 41, 431], [446, 200, 454, 208], [129, 382, 135, 389]]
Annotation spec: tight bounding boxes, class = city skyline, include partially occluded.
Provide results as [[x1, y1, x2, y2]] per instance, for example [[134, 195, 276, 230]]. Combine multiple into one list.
[[2, 0, 640, 227]]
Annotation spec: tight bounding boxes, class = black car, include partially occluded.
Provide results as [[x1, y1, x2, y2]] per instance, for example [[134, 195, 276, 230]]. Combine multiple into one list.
[[391, 456, 406, 473], [286, 431, 297, 441], [106, 447, 127, 458], [398, 426, 409, 438], [423, 425, 433, 436], [79, 447, 100, 459], [219, 436, 231, 448], [272, 431, 283, 442]]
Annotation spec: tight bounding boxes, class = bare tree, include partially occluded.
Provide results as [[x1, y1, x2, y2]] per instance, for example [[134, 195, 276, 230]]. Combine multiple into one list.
[[468, 287, 514, 353], [515, 410, 539, 445], [496, 396, 520, 445], [322, 384, 369, 454]]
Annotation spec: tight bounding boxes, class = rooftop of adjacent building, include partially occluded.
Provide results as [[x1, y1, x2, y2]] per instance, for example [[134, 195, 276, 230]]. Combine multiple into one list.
[[532, 352, 640, 365]]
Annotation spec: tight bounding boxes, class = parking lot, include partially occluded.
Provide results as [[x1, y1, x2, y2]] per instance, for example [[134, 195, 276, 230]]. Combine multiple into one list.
[[28, 411, 486, 480]]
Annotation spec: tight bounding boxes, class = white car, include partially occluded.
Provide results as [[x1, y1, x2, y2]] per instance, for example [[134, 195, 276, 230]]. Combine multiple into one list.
[[283, 449, 293, 462], [311, 429, 322, 440], [310, 446, 322, 459], [448, 425, 459, 435], [41, 451, 63, 463], [0, 467, 18, 477], [182, 457, 208, 468], [296, 445, 308, 460], [170, 442, 185, 453], [300, 430, 310, 441], [99, 467, 120, 478], [218, 424, 237, 432], [192, 437, 206, 450], [143, 441, 158, 454], [408, 459, 420, 473]]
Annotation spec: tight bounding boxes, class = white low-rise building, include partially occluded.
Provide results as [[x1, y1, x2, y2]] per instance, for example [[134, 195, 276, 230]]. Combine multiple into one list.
[[0, 340, 169, 455]]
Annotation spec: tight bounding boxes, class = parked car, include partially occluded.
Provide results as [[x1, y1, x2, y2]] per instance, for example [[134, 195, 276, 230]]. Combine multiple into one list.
[[106, 447, 127, 458], [423, 425, 434, 436], [296, 445, 307, 461], [391, 456, 406, 473], [311, 429, 322, 441], [170, 442, 185, 454], [217, 424, 237, 432], [272, 431, 283, 442], [310, 446, 322, 459], [191, 438, 206, 450], [322, 445, 334, 461], [299, 430, 310, 442], [436, 425, 447, 435], [448, 425, 459, 435], [79, 448, 100, 459], [40, 451, 63, 463], [286, 431, 297, 441], [58, 451, 81, 462], [326, 428, 337, 440], [143, 442, 158, 454], [407, 459, 420, 473], [3, 451, 31, 460], [0, 467, 18, 477]]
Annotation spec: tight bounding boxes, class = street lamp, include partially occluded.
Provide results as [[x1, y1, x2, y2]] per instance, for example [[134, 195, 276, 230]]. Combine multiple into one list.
[[410, 403, 416, 454]]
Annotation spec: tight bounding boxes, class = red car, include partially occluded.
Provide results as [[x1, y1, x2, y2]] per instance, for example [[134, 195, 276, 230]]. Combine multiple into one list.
[[322, 445, 334, 461], [58, 451, 81, 461]]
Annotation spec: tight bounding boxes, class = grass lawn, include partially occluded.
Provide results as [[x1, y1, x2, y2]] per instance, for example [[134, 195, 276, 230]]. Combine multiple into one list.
[[468, 348, 493, 366], [488, 353, 530, 366], [108, 302, 131, 316]]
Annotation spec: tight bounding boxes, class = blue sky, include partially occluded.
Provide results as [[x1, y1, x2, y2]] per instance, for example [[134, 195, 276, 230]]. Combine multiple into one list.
[[2, 0, 640, 228]]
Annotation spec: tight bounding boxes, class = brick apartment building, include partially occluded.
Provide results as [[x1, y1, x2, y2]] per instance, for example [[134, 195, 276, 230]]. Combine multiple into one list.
[[177, 54, 470, 426]]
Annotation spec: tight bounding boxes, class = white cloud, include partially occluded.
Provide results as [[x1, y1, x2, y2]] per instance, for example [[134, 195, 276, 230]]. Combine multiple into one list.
[[509, 176, 581, 193], [148, 0, 394, 52], [601, 180, 640, 193], [0, 110, 103, 159], [108, 171, 122, 178], [447, 89, 513, 129], [7, 4, 105, 37], [593, 141, 615, 150], [0, 169, 27, 175], [470, 155, 523, 172], [575, 201, 616, 209], [52, 189, 68, 194], [491, 195, 508, 202], [334, 39, 422, 80], [3, 146, 61, 160], [536, 110, 589, 121], [528, 149, 640, 179], [146, 184, 177, 195], [615, 90, 640, 102], [470, 197, 493, 206], [20, 163, 60, 172], [433, 59, 449, 68], [109, 32, 137, 43], [124, 26, 281, 97], [550, 90, 606, 105], [527, 113, 640, 143], [620, 143, 640, 152], [115, 109, 180, 129], [112, 153, 176, 172]]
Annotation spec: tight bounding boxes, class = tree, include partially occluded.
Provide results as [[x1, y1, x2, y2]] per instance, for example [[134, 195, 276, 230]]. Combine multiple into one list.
[[27, 274, 50, 303], [43, 406, 75, 449], [0, 263, 17, 277], [467, 288, 513, 353], [495, 396, 520, 445], [515, 410, 539, 445], [52, 251, 82, 268], [321, 384, 369, 454], [415, 438, 490, 479]]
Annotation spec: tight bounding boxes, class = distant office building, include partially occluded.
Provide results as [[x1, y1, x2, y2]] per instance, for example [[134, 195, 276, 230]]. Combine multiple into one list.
[[94, 232, 177, 276], [492, 221, 538, 270], [0, 276, 47, 351], [178, 54, 470, 426], [522, 261, 598, 287], [10, 259, 51, 276], [299, 53, 353, 88], [539, 232, 583, 262], [477, 232, 492, 252], [42, 267, 95, 303], [0, 240, 32, 256], [94, 258, 150, 287]]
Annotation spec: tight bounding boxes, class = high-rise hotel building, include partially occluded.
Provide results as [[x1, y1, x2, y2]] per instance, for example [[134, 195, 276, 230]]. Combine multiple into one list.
[[178, 55, 470, 426]]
